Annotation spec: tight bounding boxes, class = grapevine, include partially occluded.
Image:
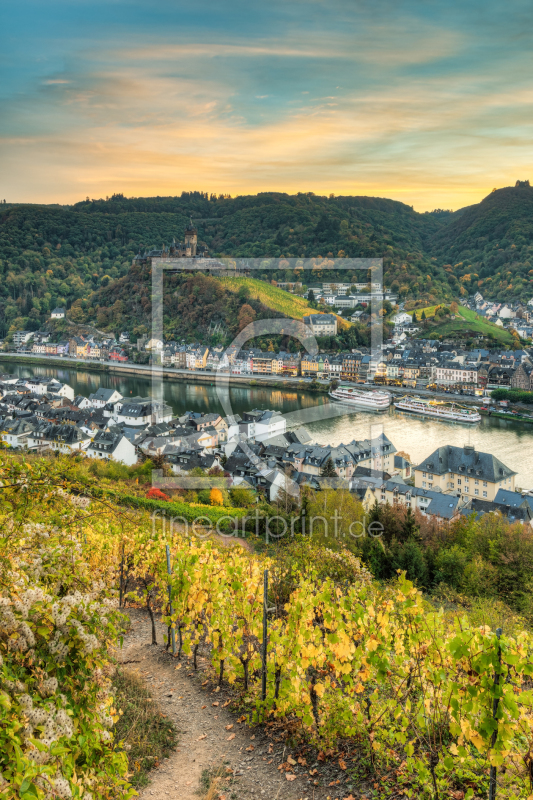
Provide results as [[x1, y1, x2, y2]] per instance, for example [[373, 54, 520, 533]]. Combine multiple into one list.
[[2, 452, 533, 799]]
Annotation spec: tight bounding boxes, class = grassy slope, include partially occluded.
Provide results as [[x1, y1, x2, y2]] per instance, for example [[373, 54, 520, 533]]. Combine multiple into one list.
[[414, 305, 515, 345], [220, 276, 351, 328], [407, 304, 441, 319]]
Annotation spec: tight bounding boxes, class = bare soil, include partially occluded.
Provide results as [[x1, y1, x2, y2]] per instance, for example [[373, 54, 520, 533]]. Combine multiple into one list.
[[117, 608, 368, 800]]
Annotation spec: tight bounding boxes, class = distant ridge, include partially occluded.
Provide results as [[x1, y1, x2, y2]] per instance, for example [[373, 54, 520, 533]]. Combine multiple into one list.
[[0, 183, 532, 337]]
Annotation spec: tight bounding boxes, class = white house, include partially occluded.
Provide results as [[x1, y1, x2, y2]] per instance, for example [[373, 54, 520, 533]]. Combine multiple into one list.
[[88, 387, 123, 409], [392, 312, 412, 326], [256, 467, 298, 502], [248, 410, 287, 443], [22, 378, 74, 402], [24, 377, 50, 394], [28, 422, 90, 454], [86, 431, 137, 466], [114, 398, 173, 427], [46, 381, 75, 402], [73, 395, 93, 410], [51, 308, 66, 319], [434, 363, 479, 384], [13, 331, 33, 346], [0, 419, 35, 449], [145, 338, 164, 351], [231, 354, 253, 375], [302, 314, 338, 337]]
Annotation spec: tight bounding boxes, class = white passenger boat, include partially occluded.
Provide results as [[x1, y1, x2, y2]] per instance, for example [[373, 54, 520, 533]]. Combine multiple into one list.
[[394, 396, 481, 423], [329, 384, 391, 409]]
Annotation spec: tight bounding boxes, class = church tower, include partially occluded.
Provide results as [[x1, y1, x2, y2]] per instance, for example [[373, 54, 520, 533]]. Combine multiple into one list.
[[184, 218, 197, 256]]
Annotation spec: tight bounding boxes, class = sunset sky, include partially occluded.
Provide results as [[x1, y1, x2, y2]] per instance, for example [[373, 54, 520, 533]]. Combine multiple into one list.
[[2, 0, 533, 210]]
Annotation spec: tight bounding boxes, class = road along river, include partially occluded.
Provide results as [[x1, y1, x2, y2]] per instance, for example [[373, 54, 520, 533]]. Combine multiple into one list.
[[2, 361, 532, 489]]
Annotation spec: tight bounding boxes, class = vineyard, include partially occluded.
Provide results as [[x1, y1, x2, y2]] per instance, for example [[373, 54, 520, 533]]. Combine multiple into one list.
[[1, 453, 533, 799], [220, 277, 350, 329]]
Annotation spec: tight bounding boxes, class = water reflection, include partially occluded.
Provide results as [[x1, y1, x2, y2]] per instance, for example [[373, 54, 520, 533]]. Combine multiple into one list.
[[1, 362, 531, 487]]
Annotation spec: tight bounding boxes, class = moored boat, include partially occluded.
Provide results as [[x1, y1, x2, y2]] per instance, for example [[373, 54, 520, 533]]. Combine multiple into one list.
[[394, 396, 481, 423], [329, 384, 391, 409]]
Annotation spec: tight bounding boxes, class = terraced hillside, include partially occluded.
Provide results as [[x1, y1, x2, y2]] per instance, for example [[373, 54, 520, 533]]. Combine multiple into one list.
[[414, 305, 516, 346], [220, 276, 351, 329]]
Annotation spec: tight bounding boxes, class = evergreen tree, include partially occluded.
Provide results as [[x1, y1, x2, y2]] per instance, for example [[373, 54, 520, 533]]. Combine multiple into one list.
[[412, 311, 417, 323], [320, 458, 337, 477], [421, 310, 426, 321], [367, 499, 382, 525], [392, 539, 428, 587], [361, 536, 390, 580], [400, 507, 420, 542]]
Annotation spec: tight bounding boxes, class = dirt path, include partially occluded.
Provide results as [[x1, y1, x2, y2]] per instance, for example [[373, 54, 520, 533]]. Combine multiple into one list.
[[118, 609, 362, 800]]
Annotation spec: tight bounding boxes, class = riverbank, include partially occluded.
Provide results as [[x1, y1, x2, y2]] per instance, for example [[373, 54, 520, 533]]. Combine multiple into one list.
[[3, 357, 533, 485], [480, 407, 533, 424], [0, 353, 331, 394]]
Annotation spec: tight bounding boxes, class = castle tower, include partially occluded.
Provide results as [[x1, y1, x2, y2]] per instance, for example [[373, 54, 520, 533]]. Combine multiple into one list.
[[184, 218, 197, 257]]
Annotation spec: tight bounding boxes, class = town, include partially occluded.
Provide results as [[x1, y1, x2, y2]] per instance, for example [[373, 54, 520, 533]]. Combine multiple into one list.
[[5, 312, 533, 396], [1, 371, 530, 528]]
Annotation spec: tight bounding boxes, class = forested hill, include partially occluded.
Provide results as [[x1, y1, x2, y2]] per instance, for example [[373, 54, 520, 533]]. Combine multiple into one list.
[[0, 184, 532, 338], [428, 182, 533, 300]]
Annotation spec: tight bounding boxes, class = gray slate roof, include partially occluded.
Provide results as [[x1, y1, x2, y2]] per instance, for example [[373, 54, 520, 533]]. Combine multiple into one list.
[[416, 445, 516, 482]]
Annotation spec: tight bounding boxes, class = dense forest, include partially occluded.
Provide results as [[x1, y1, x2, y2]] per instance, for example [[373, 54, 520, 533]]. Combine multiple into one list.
[[429, 182, 533, 300], [1, 182, 532, 338]]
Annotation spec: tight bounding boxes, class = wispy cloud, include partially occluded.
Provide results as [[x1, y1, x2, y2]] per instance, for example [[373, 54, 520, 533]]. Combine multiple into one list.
[[1, 0, 533, 209]]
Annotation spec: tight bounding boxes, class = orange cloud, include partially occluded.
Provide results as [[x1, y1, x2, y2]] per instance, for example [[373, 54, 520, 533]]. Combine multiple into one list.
[[1, 27, 532, 210]]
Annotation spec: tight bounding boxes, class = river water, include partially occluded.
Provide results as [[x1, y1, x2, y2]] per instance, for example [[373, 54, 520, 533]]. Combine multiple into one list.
[[2, 362, 532, 489]]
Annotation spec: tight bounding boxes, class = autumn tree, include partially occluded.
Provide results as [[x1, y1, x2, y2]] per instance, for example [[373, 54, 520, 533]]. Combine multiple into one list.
[[210, 487, 224, 506], [238, 303, 256, 331]]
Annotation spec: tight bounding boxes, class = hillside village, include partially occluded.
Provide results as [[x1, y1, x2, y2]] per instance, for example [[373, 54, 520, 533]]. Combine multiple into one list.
[[1, 372, 530, 529], [6, 318, 533, 393]]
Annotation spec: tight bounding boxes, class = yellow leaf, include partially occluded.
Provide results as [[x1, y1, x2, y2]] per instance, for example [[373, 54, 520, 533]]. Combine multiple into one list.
[[469, 732, 485, 750]]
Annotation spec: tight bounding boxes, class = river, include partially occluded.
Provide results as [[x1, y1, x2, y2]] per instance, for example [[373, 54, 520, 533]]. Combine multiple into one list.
[[2, 361, 532, 489]]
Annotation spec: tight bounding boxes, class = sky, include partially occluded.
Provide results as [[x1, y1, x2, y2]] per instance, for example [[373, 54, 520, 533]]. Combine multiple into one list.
[[1, 0, 533, 211]]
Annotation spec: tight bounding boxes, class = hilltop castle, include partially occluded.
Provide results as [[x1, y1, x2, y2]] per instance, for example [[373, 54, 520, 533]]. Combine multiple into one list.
[[133, 219, 208, 265]]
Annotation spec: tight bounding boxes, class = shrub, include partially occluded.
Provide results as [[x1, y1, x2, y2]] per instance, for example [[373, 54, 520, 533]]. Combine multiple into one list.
[[229, 486, 255, 508], [0, 521, 133, 799], [146, 487, 170, 501], [434, 545, 468, 589]]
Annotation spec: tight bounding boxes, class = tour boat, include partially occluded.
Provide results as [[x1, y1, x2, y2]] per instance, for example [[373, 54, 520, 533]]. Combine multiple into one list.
[[329, 384, 391, 409], [394, 396, 481, 423]]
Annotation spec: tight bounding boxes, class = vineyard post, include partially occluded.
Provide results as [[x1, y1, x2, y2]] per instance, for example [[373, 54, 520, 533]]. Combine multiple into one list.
[[262, 568, 268, 703], [119, 542, 125, 608], [166, 545, 176, 656], [488, 627, 503, 800]]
